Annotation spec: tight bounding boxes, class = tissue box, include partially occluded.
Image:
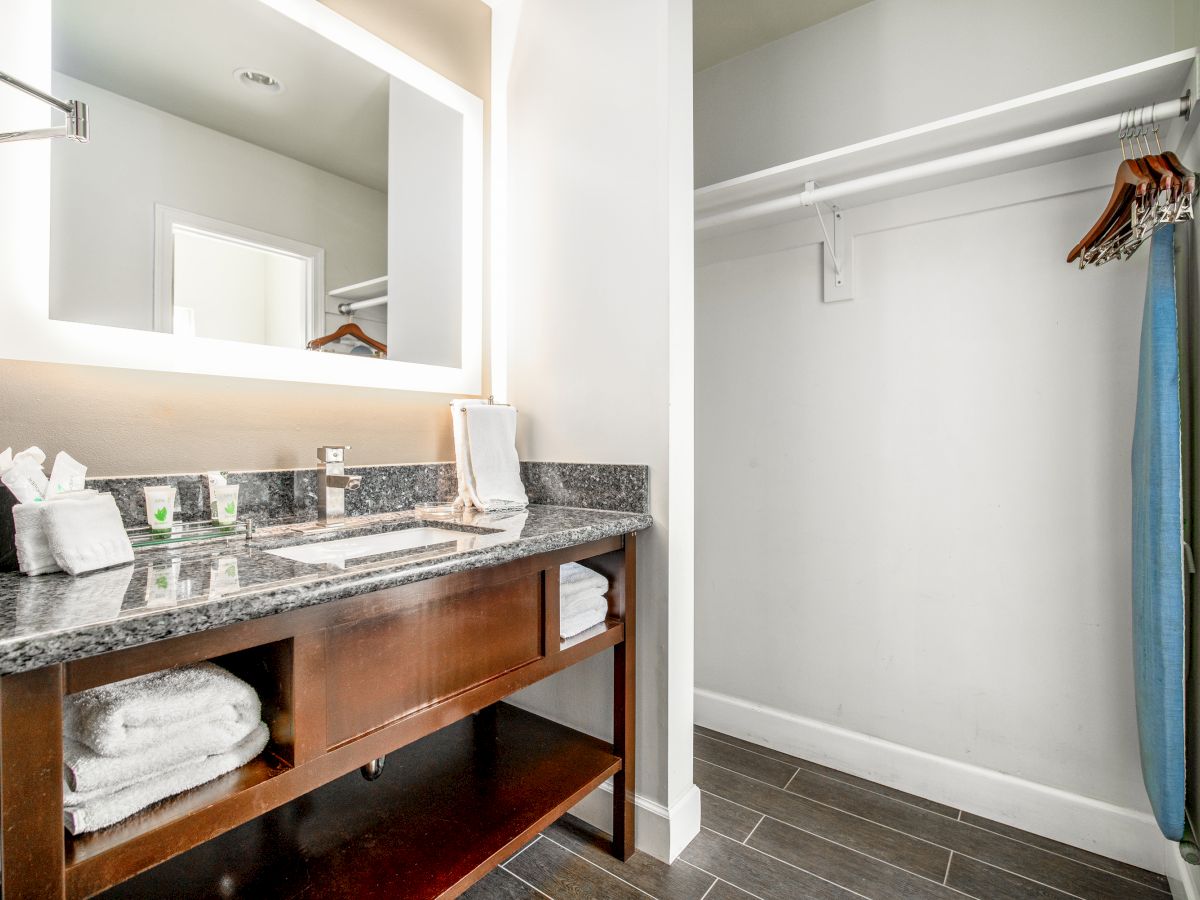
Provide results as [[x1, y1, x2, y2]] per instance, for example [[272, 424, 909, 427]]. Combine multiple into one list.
[[0, 488, 18, 573]]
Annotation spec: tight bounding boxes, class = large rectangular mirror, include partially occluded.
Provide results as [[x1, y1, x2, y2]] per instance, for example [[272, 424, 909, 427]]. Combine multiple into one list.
[[0, 0, 483, 393]]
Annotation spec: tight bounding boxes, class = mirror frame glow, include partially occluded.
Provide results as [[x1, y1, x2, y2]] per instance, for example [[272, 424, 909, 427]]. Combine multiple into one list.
[[0, 0, 484, 395]]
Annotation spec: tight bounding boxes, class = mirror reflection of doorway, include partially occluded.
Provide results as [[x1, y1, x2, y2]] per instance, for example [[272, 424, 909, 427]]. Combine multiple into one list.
[[153, 205, 325, 350]]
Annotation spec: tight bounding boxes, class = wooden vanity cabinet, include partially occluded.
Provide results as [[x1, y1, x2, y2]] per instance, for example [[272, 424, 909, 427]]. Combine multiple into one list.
[[0, 532, 637, 900]]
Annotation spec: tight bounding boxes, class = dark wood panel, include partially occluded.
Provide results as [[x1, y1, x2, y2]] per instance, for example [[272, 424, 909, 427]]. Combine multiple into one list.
[[324, 572, 542, 746], [95, 705, 618, 900], [64, 535, 623, 694], [1, 664, 67, 899]]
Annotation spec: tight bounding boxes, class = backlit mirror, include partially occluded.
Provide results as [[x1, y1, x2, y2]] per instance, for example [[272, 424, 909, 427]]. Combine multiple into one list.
[[46, 0, 479, 375]]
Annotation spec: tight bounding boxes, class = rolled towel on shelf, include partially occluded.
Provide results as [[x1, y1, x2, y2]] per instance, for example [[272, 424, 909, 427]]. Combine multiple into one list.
[[63, 721, 269, 835], [41, 492, 134, 576], [451, 400, 528, 512], [64, 661, 262, 758]]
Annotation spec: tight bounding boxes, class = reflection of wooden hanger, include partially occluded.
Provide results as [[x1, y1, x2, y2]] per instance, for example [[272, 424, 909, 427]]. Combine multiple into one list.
[[307, 322, 387, 354]]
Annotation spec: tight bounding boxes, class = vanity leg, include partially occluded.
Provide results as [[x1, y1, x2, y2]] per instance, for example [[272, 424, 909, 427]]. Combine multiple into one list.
[[612, 534, 636, 860], [1, 665, 66, 900]]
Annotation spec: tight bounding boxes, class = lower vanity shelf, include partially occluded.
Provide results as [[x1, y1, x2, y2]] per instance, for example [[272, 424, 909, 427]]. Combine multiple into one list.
[[95, 704, 620, 899], [0, 530, 639, 900]]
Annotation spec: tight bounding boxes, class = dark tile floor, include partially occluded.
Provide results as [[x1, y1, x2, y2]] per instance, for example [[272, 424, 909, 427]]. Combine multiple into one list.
[[466, 725, 1171, 900]]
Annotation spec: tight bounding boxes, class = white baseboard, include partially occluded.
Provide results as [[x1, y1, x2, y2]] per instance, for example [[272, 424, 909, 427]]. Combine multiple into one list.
[[696, 687, 1165, 875], [1167, 840, 1200, 900], [569, 779, 702, 863]]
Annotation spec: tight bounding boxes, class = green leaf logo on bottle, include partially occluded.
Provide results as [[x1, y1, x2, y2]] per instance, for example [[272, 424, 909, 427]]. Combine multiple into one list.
[[154, 506, 169, 523], [224, 500, 237, 516], [156, 575, 169, 589]]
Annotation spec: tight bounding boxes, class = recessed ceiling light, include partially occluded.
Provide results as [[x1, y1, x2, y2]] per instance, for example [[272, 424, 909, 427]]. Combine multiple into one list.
[[233, 68, 284, 94]]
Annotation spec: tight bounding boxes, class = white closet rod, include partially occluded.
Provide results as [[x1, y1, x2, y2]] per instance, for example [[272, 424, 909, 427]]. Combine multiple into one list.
[[336, 296, 388, 315], [697, 96, 1190, 230]]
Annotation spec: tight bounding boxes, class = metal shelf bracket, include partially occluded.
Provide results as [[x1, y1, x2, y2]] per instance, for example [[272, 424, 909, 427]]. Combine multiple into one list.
[[808, 181, 854, 303]]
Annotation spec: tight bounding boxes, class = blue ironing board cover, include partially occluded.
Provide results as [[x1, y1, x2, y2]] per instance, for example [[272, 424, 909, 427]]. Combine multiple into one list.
[[1132, 223, 1186, 841]]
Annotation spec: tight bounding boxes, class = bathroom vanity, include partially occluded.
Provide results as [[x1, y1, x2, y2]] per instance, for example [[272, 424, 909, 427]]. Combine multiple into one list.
[[0, 501, 649, 898]]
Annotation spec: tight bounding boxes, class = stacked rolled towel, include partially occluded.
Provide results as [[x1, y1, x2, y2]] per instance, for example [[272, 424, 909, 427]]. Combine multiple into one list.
[[560, 562, 611, 639], [62, 661, 269, 835]]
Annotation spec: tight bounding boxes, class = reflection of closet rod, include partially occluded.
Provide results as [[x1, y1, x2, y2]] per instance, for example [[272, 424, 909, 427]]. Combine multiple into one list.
[[337, 296, 388, 315], [698, 95, 1191, 229], [0, 69, 89, 144]]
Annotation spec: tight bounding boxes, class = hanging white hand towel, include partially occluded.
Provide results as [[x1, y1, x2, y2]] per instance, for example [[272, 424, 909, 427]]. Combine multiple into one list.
[[452, 401, 528, 512]]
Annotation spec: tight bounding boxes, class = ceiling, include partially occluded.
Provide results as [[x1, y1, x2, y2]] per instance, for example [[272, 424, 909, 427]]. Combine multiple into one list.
[[53, 0, 391, 192], [693, 0, 873, 71]]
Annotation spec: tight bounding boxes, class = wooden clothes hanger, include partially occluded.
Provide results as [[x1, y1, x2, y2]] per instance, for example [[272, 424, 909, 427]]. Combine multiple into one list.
[[307, 321, 388, 355]]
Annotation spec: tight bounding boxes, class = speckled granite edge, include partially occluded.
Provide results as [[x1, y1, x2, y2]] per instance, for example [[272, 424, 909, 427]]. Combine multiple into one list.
[[88, 462, 649, 529], [0, 508, 652, 675]]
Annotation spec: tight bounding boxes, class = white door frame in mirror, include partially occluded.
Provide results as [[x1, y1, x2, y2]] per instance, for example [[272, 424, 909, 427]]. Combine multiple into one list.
[[153, 205, 326, 341], [0, 0, 484, 395]]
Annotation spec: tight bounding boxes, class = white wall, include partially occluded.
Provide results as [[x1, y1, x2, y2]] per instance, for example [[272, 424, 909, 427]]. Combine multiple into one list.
[[50, 73, 386, 332], [502, 0, 698, 861], [694, 151, 1169, 867], [694, 0, 1179, 186]]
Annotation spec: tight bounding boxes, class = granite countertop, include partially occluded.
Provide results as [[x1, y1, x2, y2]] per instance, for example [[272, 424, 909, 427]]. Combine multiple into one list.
[[0, 505, 651, 676]]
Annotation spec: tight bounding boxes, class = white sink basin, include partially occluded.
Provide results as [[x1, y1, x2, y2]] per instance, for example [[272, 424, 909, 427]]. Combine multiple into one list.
[[266, 527, 466, 569]]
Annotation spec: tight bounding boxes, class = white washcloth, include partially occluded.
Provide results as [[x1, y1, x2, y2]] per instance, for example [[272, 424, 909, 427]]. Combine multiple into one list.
[[13, 503, 61, 576], [451, 401, 528, 512], [41, 492, 133, 576], [12, 491, 101, 576], [561, 562, 608, 596], [63, 721, 269, 835], [561, 590, 609, 639], [64, 661, 262, 757]]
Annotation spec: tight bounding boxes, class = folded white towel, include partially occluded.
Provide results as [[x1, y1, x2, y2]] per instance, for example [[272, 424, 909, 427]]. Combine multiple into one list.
[[63, 721, 269, 835], [64, 705, 261, 793], [12, 491, 102, 576], [41, 492, 134, 576], [12, 503, 60, 576], [451, 401, 528, 512], [64, 661, 262, 757], [561, 590, 609, 639], [561, 562, 608, 594]]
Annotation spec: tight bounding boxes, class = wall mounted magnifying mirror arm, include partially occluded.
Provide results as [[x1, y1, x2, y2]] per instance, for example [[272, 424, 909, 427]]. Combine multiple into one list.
[[0, 69, 89, 145]]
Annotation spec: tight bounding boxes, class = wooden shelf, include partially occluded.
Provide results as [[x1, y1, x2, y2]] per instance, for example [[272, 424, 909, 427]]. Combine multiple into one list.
[[696, 48, 1199, 234], [93, 705, 620, 899]]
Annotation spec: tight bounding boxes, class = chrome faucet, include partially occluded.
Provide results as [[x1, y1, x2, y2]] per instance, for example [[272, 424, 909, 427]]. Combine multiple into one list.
[[317, 446, 362, 527]]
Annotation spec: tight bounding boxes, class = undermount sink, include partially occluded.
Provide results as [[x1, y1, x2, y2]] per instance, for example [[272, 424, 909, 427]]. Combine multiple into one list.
[[266, 527, 469, 569]]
